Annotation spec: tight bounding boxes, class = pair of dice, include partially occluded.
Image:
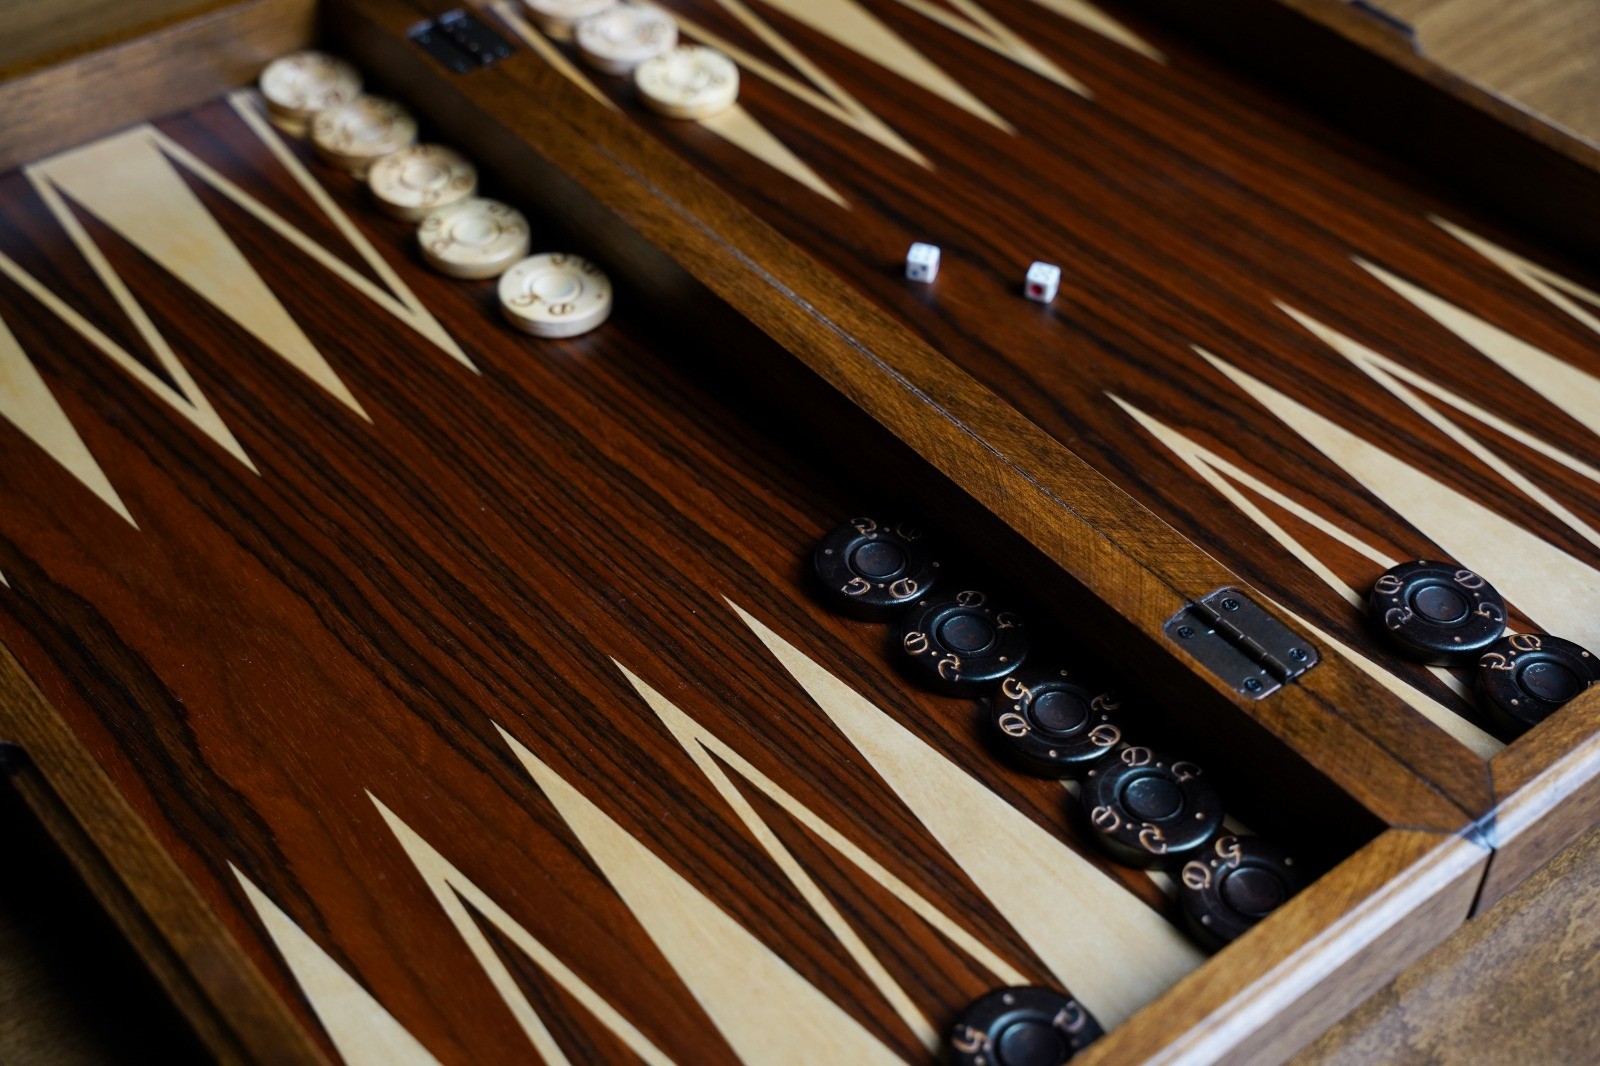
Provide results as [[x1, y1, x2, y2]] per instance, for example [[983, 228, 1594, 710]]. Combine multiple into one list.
[[1369, 560, 1599, 735], [812, 518, 1301, 953], [905, 241, 1063, 303]]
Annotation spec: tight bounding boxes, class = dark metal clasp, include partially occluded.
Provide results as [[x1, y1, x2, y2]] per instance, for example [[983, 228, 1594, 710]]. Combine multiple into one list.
[[1165, 588, 1319, 699], [411, 10, 514, 74]]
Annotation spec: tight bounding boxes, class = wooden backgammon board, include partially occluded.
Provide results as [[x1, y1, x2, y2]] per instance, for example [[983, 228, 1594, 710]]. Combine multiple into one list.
[[2, 0, 1598, 1062]]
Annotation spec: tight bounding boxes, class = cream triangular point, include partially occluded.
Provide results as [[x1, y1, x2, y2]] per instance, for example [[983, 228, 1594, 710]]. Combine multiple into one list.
[[1281, 304, 1600, 555], [1111, 391, 1500, 759], [1201, 349, 1600, 654], [1276, 303, 1600, 489], [232, 865, 442, 1066], [754, 0, 1013, 130], [492, 1, 619, 111], [495, 724, 903, 1064], [372, 793, 675, 1066], [615, 659, 938, 1052], [727, 599, 1202, 1027], [700, 107, 849, 208], [10, 172, 257, 475], [32, 129, 368, 418], [1431, 216, 1600, 338], [223, 95, 472, 372], [1358, 257, 1600, 441], [1275, 600, 1503, 759], [678, 4, 929, 167], [1026, 0, 1166, 62], [0, 309, 134, 524], [613, 660, 1033, 986], [891, 0, 1091, 96]]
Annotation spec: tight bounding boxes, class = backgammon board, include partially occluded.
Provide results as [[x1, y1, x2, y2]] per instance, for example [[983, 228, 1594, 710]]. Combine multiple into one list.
[[1, 0, 1597, 1063]]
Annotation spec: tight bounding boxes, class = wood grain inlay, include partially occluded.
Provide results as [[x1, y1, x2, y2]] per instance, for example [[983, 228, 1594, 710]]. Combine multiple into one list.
[[0, 90, 1220, 1063], [551, 0, 1600, 755]]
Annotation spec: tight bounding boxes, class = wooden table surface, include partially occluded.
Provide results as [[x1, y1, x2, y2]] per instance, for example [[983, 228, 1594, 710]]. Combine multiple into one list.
[[1, 1, 1597, 1062]]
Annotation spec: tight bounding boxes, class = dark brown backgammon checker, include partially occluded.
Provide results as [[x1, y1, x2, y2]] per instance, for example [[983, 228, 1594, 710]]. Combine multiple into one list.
[[2, 1, 1600, 1065]]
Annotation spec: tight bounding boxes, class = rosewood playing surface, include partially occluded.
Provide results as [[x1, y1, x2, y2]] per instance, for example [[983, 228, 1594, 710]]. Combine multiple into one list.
[[452, 0, 1600, 812], [0, 86, 1314, 1064], [5, 0, 1600, 1062]]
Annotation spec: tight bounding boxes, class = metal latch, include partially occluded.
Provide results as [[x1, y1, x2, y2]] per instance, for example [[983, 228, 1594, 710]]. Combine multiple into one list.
[[1345, 1, 1420, 48], [411, 10, 514, 74], [1165, 588, 1319, 699]]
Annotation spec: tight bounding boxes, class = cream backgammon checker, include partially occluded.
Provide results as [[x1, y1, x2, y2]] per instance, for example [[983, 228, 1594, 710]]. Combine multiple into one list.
[[5, 2, 1600, 1066], [311, 94, 418, 175], [367, 144, 478, 221], [498, 253, 613, 337], [635, 45, 739, 120], [574, 2, 678, 75], [417, 196, 531, 278]]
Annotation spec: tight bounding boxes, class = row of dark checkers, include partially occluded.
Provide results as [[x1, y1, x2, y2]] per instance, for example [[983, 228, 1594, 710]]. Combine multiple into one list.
[[1368, 560, 1598, 734], [811, 517, 1304, 1066]]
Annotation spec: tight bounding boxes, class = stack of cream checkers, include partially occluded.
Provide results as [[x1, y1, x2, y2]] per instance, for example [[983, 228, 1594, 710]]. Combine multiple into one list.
[[260, 51, 419, 178], [258, 51, 361, 135], [525, 1, 739, 121], [260, 52, 418, 179], [257, 49, 613, 340]]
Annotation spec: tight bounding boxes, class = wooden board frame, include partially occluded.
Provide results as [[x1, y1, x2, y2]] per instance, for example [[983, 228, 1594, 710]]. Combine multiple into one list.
[[0, 644, 327, 1065], [0, 0, 1590, 1063], [1105, 0, 1600, 913], [0, 0, 317, 173]]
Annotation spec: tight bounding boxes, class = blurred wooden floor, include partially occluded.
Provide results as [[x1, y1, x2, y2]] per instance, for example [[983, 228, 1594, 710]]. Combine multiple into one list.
[[1373, 0, 1600, 144], [1295, 823, 1600, 1064], [2, 0, 1598, 1063]]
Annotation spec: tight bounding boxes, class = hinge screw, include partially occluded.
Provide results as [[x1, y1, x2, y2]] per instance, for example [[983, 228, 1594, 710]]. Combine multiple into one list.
[[1288, 647, 1308, 662], [1221, 597, 1241, 612], [1243, 678, 1263, 693], [1177, 625, 1195, 639]]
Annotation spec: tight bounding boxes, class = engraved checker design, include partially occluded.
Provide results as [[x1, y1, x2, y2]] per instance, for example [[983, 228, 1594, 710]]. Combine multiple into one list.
[[555, 0, 1600, 757], [0, 91, 1197, 1065]]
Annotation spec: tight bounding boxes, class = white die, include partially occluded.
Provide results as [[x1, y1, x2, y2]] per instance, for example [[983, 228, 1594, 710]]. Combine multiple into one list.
[[1025, 261, 1061, 303], [906, 241, 941, 283]]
